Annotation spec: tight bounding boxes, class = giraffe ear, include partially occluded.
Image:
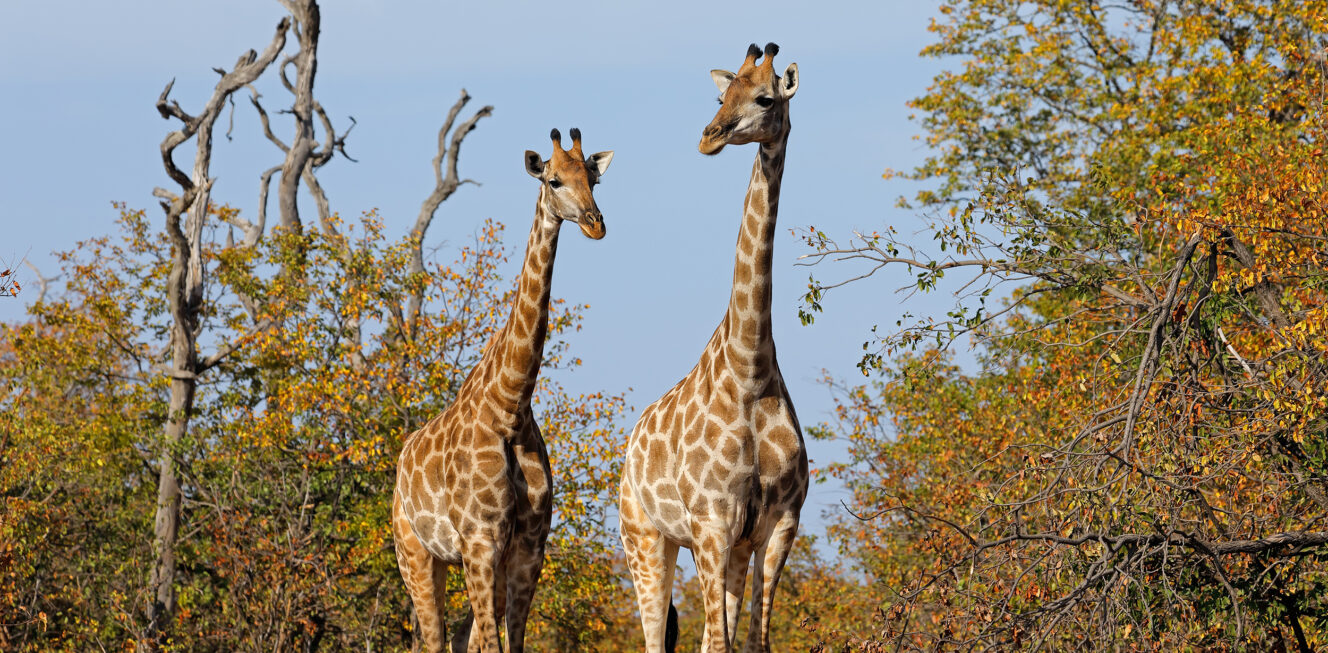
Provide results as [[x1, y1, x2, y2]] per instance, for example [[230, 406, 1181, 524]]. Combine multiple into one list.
[[710, 69, 736, 94], [779, 63, 799, 99], [588, 151, 614, 176], [524, 150, 545, 178]]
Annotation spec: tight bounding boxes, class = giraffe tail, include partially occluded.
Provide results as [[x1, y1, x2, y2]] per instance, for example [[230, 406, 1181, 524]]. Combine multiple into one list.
[[665, 602, 679, 653]]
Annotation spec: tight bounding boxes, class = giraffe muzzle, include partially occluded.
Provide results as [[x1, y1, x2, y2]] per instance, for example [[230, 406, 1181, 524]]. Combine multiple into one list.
[[578, 212, 606, 240], [699, 121, 736, 155]]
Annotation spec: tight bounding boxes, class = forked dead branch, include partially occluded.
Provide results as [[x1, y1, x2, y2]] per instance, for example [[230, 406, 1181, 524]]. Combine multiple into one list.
[[139, 1, 492, 647]]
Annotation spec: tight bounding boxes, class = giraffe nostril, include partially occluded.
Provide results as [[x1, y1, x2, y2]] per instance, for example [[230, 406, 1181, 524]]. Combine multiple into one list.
[[705, 121, 736, 140]]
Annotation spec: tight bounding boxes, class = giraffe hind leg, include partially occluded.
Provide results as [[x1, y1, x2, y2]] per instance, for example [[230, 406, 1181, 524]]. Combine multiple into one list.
[[666, 602, 679, 653], [502, 532, 547, 653], [691, 526, 735, 653], [449, 611, 473, 653]]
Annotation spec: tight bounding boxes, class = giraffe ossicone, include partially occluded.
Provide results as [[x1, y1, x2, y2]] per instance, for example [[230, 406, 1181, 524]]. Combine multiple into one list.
[[392, 128, 613, 653], [620, 42, 808, 653]]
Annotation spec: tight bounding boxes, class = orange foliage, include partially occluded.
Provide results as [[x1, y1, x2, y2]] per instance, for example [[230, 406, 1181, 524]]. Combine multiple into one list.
[[806, 0, 1328, 649], [1, 209, 632, 651]]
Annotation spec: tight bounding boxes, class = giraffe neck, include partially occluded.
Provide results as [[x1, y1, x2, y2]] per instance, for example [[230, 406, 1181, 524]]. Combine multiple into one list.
[[483, 188, 561, 413], [721, 120, 789, 379]]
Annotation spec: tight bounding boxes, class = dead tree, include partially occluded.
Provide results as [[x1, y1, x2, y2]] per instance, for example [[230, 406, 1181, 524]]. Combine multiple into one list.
[[143, 1, 491, 646], [147, 17, 290, 645]]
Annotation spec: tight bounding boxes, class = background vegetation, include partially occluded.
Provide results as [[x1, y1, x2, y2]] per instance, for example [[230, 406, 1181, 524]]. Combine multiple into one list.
[[802, 1, 1328, 649], [3, 0, 1325, 651]]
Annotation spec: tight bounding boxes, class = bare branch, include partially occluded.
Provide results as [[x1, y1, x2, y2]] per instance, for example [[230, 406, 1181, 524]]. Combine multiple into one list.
[[249, 92, 290, 152], [1117, 231, 1203, 459], [403, 90, 494, 339], [236, 166, 283, 252], [303, 163, 333, 234], [1216, 326, 1254, 377], [252, 7, 356, 244], [415, 90, 495, 240], [21, 260, 58, 304]]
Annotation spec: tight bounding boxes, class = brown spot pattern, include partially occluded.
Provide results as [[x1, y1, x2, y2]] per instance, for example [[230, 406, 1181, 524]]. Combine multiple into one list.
[[392, 140, 609, 652], [621, 50, 807, 652]]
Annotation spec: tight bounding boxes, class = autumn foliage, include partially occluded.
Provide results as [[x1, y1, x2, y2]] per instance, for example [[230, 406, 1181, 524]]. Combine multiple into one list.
[[0, 267, 17, 298], [803, 0, 1328, 650], [7, 1, 1328, 651], [0, 209, 636, 650]]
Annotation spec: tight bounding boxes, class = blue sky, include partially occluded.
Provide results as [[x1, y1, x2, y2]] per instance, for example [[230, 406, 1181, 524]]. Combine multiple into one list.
[[0, 1, 951, 547]]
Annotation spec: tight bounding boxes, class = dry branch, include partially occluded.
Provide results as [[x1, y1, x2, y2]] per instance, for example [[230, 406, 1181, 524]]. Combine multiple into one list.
[[20, 260, 57, 304], [145, 14, 290, 647], [403, 89, 494, 339]]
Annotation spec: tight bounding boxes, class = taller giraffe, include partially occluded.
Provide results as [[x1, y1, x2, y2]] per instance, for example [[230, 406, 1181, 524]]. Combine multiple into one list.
[[620, 43, 805, 653], [393, 129, 614, 653]]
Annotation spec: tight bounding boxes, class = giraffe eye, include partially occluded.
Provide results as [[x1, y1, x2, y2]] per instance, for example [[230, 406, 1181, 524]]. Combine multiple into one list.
[[549, 179, 562, 189], [716, 97, 724, 105], [755, 96, 774, 108]]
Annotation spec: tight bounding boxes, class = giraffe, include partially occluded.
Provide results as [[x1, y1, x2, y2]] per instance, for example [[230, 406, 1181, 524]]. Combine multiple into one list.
[[619, 42, 805, 653], [393, 128, 614, 653]]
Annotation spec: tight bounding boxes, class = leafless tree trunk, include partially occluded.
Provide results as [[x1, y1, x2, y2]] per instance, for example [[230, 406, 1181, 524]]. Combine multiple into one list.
[[145, 16, 290, 649], [142, 3, 492, 648], [275, 0, 320, 233]]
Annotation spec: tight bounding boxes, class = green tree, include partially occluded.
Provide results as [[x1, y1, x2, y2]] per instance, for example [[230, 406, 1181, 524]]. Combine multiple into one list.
[[804, 1, 1328, 649]]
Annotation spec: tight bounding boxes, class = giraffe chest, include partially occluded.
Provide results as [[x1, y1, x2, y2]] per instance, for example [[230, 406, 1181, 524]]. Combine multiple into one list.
[[626, 381, 806, 546], [396, 410, 553, 562]]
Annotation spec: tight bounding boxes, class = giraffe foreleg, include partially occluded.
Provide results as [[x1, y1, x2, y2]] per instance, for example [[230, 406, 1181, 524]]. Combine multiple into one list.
[[460, 537, 508, 653], [691, 525, 735, 653], [393, 492, 451, 653], [724, 538, 753, 644], [620, 481, 680, 653], [743, 511, 800, 653]]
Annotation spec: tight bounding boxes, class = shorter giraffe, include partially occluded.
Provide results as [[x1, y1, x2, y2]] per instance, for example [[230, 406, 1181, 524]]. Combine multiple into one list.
[[393, 129, 614, 653]]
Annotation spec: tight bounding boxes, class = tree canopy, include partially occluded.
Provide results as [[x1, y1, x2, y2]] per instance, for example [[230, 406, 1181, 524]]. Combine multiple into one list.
[[803, 0, 1328, 649]]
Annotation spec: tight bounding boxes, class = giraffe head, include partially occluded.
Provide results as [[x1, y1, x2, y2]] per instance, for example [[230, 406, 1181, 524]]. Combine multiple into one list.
[[699, 42, 799, 155], [525, 128, 614, 239]]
